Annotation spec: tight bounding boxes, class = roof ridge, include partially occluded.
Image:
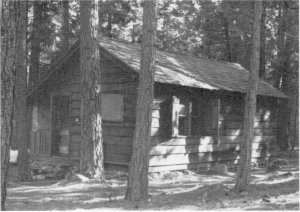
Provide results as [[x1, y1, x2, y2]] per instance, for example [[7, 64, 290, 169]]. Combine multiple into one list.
[[99, 35, 136, 45], [162, 49, 240, 68], [99, 36, 244, 69]]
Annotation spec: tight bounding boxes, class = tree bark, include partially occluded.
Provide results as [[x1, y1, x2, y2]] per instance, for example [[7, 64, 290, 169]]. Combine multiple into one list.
[[259, 0, 266, 79], [125, 0, 156, 201], [224, 17, 231, 62], [79, 0, 104, 180], [29, 1, 43, 87], [15, 0, 32, 182], [276, 33, 293, 150], [274, 1, 287, 89], [61, 0, 70, 51], [1, 0, 17, 209], [235, 1, 262, 192], [273, 1, 295, 150]]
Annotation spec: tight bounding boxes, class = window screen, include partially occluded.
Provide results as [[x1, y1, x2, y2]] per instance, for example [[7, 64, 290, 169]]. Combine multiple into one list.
[[101, 94, 123, 121]]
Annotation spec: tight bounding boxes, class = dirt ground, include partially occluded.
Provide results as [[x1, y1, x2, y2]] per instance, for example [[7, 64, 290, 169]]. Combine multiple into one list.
[[6, 156, 299, 211]]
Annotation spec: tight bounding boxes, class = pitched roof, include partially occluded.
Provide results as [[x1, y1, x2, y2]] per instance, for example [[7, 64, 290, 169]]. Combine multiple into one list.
[[99, 37, 287, 98], [28, 37, 287, 99]]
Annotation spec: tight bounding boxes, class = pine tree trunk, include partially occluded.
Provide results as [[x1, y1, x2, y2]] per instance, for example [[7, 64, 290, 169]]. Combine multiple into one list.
[[236, 1, 262, 192], [1, 0, 17, 209], [79, 0, 104, 180], [125, 0, 156, 201], [29, 1, 43, 87], [259, 1, 266, 79], [274, 1, 287, 89], [273, 2, 294, 150], [224, 18, 231, 62], [15, 0, 31, 182], [61, 0, 70, 51]]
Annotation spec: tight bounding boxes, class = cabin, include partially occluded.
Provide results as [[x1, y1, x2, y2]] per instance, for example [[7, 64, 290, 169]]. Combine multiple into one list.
[[27, 37, 287, 172]]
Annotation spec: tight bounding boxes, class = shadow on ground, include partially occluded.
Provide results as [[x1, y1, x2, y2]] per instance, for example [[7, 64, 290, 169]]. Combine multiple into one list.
[[6, 164, 299, 211]]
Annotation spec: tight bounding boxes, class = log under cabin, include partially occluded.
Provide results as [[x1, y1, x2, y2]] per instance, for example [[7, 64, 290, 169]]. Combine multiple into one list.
[[27, 37, 288, 172]]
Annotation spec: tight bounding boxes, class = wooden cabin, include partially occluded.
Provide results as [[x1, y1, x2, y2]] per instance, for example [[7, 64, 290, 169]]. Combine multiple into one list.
[[27, 37, 287, 172]]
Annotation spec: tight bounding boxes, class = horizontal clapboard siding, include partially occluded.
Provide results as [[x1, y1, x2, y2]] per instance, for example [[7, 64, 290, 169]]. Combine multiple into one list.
[[151, 135, 276, 146], [150, 139, 277, 155], [97, 57, 138, 165], [146, 86, 279, 172], [148, 148, 278, 167], [148, 156, 275, 172]]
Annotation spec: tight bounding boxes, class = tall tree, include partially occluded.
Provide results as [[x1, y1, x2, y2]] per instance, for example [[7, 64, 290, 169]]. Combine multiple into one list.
[[29, 1, 43, 86], [125, 0, 156, 201], [274, 1, 288, 89], [259, 0, 266, 79], [1, 0, 18, 209], [272, 0, 298, 150], [79, 0, 104, 180], [235, 1, 262, 192], [15, 0, 31, 182], [98, 0, 138, 39], [61, 0, 70, 51]]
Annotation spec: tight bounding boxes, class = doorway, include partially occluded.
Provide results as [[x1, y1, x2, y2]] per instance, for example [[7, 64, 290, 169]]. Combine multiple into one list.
[[51, 95, 71, 156]]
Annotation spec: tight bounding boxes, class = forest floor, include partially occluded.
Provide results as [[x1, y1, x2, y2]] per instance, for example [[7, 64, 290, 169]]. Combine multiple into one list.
[[6, 152, 299, 211]]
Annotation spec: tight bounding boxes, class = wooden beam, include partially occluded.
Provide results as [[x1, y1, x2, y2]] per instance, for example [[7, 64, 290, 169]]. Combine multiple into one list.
[[172, 96, 179, 136], [217, 98, 221, 144], [187, 101, 192, 136]]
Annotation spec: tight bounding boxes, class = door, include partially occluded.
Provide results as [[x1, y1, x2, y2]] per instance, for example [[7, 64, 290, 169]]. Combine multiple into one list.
[[51, 95, 70, 155]]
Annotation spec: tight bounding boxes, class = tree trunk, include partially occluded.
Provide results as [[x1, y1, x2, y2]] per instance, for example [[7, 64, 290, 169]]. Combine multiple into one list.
[[79, 0, 104, 180], [106, 14, 113, 38], [29, 1, 43, 87], [235, 1, 262, 192], [61, 0, 70, 51], [125, 0, 156, 201], [15, 0, 31, 182], [274, 1, 287, 89], [259, 0, 266, 79], [224, 18, 231, 62], [1, 0, 17, 209], [273, 1, 294, 150]]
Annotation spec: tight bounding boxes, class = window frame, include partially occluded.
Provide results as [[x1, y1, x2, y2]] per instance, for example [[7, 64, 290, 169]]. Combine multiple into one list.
[[172, 96, 193, 137], [171, 95, 220, 138], [101, 93, 124, 122]]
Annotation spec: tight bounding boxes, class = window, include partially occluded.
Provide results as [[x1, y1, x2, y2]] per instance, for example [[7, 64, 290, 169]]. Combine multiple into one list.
[[172, 96, 193, 136], [171, 95, 219, 137], [101, 93, 123, 121]]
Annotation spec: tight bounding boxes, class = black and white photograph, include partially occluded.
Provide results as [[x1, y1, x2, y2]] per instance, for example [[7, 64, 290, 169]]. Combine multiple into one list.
[[1, 0, 299, 210]]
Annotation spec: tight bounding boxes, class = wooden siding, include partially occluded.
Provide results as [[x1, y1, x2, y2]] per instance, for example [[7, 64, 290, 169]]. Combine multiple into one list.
[[100, 56, 138, 165], [30, 88, 52, 155], [148, 84, 279, 172], [30, 50, 138, 161]]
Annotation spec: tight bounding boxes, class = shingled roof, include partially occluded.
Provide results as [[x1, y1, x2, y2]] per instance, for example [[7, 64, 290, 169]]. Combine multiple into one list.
[[28, 37, 287, 98], [99, 37, 287, 98]]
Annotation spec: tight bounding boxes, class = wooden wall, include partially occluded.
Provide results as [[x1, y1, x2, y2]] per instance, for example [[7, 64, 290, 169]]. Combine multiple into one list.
[[29, 49, 139, 165], [29, 50, 82, 156], [100, 52, 138, 165], [149, 83, 279, 172], [30, 88, 51, 155]]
